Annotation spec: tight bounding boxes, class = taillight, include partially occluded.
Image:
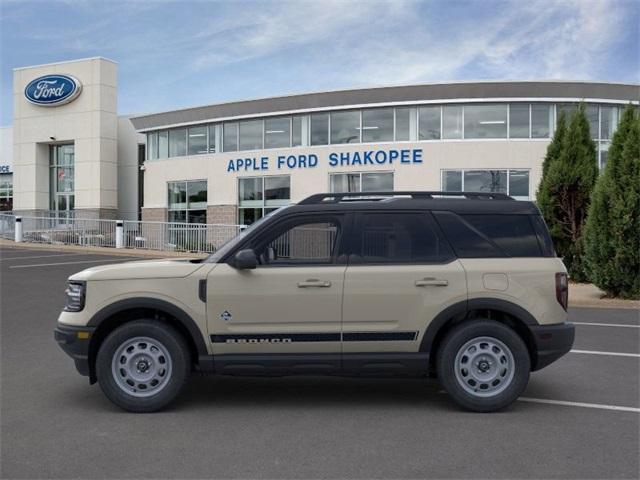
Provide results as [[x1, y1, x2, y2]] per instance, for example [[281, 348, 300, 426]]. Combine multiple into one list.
[[555, 272, 568, 310]]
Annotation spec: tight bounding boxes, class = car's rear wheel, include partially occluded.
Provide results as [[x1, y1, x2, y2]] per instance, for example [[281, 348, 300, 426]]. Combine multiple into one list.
[[436, 320, 530, 412], [96, 320, 190, 412]]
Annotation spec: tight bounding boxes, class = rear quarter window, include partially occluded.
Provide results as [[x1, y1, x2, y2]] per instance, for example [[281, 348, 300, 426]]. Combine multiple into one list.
[[433, 211, 545, 257], [461, 214, 542, 257]]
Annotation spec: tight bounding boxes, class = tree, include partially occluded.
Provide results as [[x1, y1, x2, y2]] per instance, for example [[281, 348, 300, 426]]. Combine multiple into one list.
[[584, 106, 640, 299], [539, 111, 567, 183], [537, 104, 598, 281]]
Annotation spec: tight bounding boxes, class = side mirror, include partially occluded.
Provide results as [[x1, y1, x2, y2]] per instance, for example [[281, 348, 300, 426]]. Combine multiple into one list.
[[231, 249, 258, 270]]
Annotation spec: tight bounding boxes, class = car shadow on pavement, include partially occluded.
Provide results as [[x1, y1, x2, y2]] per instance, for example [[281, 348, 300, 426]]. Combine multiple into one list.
[[178, 375, 448, 409]]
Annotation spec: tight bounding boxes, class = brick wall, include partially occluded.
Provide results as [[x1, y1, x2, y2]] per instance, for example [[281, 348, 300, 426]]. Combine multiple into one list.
[[207, 205, 237, 225], [141, 208, 167, 223]]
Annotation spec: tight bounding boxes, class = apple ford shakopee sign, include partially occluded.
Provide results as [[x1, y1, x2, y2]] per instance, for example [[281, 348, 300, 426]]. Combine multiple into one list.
[[24, 74, 82, 106]]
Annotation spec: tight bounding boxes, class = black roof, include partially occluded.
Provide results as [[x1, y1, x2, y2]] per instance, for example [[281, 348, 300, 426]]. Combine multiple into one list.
[[284, 192, 541, 215]]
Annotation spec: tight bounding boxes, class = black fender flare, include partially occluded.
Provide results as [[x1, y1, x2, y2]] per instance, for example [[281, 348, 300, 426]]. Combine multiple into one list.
[[87, 297, 209, 357], [419, 298, 539, 353]]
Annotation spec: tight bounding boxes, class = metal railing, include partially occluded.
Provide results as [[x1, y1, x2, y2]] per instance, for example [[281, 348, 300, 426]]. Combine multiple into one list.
[[0, 213, 246, 254], [0, 213, 15, 240], [20, 216, 118, 247], [122, 220, 244, 253]]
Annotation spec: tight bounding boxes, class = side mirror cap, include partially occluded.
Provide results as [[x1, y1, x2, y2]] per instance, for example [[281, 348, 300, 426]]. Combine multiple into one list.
[[231, 249, 257, 270]]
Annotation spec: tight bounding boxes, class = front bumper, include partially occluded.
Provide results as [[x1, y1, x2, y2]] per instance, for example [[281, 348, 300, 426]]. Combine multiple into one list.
[[54, 324, 95, 378], [530, 322, 575, 371]]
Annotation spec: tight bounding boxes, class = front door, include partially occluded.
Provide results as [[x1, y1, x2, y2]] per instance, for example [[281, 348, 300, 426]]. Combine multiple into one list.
[[207, 213, 348, 362], [341, 212, 467, 360]]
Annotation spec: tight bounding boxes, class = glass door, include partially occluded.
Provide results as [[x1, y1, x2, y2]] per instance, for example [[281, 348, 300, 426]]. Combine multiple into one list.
[[50, 144, 75, 223]]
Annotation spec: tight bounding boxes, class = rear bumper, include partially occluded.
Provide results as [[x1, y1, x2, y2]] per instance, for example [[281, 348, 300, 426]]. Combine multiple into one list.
[[54, 324, 95, 378], [530, 322, 575, 371]]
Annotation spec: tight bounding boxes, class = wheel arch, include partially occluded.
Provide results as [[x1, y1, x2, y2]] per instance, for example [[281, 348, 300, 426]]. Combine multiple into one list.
[[86, 298, 209, 383], [421, 298, 538, 374]]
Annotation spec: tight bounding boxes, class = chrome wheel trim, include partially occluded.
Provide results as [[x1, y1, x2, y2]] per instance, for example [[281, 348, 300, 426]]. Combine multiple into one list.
[[111, 336, 173, 398], [454, 336, 515, 397]]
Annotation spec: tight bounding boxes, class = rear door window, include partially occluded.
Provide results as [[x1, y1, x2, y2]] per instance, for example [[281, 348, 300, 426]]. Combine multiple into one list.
[[352, 212, 454, 264], [433, 211, 503, 258]]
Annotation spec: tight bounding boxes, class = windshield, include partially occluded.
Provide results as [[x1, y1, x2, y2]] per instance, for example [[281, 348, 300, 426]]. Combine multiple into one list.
[[205, 206, 291, 263]]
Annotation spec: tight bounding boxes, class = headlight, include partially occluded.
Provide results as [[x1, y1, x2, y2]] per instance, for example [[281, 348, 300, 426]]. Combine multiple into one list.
[[64, 281, 86, 312]]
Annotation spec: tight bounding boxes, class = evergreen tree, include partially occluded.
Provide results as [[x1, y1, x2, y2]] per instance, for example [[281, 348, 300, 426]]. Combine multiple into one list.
[[584, 106, 640, 298], [539, 111, 567, 182], [537, 104, 598, 281]]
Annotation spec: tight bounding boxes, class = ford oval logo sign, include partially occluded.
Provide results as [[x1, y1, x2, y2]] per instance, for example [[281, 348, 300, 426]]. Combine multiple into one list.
[[24, 74, 82, 106]]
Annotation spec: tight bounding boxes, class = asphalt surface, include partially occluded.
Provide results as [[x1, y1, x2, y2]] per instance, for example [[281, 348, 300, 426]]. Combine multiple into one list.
[[1, 245, 639, 479]]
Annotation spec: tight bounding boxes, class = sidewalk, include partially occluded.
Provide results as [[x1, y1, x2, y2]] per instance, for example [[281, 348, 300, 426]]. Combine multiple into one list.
[[0, 238, 208, 259], [569, 282, 640, 310]]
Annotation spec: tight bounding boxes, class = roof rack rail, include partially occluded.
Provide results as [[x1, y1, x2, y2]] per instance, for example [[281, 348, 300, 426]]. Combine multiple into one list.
[[298, 191, 513, 205]]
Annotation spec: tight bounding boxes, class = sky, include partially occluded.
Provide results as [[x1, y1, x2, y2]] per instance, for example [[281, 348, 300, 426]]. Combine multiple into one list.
[[0, 0, 638, 126]]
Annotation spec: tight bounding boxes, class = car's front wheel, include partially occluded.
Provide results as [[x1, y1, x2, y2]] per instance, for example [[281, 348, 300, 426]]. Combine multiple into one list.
[[96, 320, 190, 412], [436, 320, 530, 412]]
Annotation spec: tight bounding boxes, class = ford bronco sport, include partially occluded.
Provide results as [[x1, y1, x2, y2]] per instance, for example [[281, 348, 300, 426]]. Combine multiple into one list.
[[55, 191, 574, 412]]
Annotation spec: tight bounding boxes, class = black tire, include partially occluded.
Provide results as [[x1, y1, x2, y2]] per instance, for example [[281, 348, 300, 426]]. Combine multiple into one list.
[[96, 320, 191, 413], [436, 320, 530, 412]]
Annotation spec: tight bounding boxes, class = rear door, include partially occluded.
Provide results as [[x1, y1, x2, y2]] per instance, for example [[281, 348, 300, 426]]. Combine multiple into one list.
[[341, 211, 467, 357]]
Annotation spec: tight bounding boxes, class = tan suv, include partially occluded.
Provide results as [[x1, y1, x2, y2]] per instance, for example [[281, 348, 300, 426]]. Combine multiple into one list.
[[54, 191, 574, 412]]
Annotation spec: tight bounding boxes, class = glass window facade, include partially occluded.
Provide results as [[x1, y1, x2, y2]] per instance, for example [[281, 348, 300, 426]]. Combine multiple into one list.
[[419, 106, 441, 140], [168, 180, 207, 223], [223, 122, 239, 152], [0, 173, 13, 211], [310, 113, 329, 145], [362, 108, 394, 143], [168, 128, 187, 157], [187, 126, 208, 156], [158, 131, 168, 159], [586, 104, 599, 140], [238, 176, 290, 225], [265, 117, 291, 149], [292, 116, 303, 147], [395, 107, 411, 141], [330, 110, 360, 144], [464, 104, 507, 139], [142, 102, 624, 163], [239, 120, 263, 151], [208, 124, 217, 153], [509, 104, 529, 138], [442, 106, 463, 139], [600, 106, 619, 140], [442, 169, 530, 199], [531, 104, 552, 138], [147, 132, 158, 161], [330, 172, 393, 193]]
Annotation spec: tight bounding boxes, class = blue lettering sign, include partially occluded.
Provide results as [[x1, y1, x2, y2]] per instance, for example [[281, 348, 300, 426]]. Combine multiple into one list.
[[24, 74, 82, 106], [227, 149, 423, 172]]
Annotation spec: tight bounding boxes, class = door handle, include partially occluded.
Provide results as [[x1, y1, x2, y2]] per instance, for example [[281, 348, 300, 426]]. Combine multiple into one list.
[[415, 277, 449, 287], [297, 279, 332, 288]]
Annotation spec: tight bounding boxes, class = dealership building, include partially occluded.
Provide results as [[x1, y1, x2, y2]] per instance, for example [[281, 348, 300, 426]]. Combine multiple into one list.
[[4, 57, 638, 224]]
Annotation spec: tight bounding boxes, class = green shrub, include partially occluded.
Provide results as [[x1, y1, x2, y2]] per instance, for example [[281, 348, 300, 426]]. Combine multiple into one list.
[[584, 106, 640, 299]]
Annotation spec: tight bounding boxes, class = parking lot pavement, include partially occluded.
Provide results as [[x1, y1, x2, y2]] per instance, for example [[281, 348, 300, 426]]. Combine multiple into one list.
[[1, 245, 639, 479]]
